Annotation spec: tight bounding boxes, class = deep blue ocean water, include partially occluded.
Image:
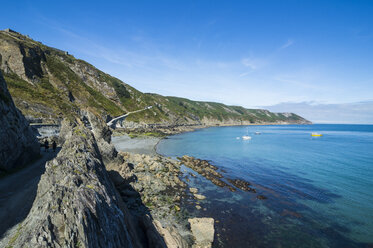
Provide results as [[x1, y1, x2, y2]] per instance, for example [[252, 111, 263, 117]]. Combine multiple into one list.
[[157, 124, 373, 247]]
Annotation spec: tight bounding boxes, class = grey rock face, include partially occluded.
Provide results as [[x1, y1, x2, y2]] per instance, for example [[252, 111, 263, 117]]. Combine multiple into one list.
[[0, 31, 46, 84], [0, 71, 39, 171], [87, 112, 123, 166], [69, 61, 121, 105], [87, 111, 112, 143], [2, 124, 134, 248]]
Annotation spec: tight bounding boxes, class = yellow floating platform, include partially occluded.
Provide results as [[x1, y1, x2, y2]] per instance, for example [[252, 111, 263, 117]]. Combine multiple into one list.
[[311, 133, 323, 137]]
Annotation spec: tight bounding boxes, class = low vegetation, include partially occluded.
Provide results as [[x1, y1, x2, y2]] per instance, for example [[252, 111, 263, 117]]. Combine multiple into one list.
[[0, 30, 309, 125]]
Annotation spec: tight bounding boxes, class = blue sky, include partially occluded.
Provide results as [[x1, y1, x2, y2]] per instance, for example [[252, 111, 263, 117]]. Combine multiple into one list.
[[1, 1, 373, 122]]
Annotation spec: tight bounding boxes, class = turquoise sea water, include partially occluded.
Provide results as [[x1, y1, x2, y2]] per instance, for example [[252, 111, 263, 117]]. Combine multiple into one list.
[[157, 124, 373, 247]]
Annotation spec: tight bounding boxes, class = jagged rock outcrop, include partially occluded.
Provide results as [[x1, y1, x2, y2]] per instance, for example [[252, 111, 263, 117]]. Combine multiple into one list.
[[86, 111, 123, 166], [1, 123, 136, 247], [0, 71, 39, 171]]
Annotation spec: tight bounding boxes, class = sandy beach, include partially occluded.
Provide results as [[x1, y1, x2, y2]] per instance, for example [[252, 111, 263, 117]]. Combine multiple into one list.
[[111, 135, 162, 155]]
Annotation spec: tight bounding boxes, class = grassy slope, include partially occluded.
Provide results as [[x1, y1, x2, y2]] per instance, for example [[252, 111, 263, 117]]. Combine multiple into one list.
[[0, 30, 309, 124]]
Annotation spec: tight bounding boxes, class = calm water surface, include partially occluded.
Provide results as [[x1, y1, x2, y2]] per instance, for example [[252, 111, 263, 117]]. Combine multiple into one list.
[[157, 124, 373, 247]]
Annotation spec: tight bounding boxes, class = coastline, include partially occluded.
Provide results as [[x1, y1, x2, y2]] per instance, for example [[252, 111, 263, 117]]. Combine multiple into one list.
[[112, 122, 312, 155], [110, 127, 269, 247], [110, 133, 218, 247]]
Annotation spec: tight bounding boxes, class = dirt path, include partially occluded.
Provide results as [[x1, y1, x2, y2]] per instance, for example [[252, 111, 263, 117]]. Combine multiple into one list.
[[0, 148, 59, 238]]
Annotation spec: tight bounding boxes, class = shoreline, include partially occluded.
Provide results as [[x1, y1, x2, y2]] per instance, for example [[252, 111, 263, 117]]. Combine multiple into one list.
[[112, 135, 162, 155], [113, 122, 313, 156], [110, 127, 270, 247], [114, 124, 371, 247]]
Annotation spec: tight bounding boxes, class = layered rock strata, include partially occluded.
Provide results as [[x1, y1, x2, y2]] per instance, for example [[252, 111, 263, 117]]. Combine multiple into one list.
[[1, 123, 137, 248]]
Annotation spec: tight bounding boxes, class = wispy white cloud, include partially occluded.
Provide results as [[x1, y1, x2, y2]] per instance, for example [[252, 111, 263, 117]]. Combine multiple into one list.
[[241, 58, 258, 70], [280, 39, 294, 49], [239, 71, 252, 77], [241, 57, 267, 70]]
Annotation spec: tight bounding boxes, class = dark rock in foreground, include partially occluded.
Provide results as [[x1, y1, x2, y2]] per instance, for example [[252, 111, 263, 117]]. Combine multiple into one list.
[[0, 71, 39, 172], [1, 123, 136, 247]]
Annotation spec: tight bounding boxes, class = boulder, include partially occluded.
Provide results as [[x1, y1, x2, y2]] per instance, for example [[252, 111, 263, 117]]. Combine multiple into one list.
[[188, 218, 215, 248], [194, 194, 206, 200], [153, 220, 189, 248], [189, 188, 198, 194]]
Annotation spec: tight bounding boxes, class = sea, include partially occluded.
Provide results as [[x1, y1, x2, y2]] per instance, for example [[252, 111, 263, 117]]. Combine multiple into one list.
[[156, 124, 373, 248]]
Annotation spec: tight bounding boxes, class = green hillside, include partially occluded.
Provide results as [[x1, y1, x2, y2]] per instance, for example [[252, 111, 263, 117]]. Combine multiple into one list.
[[0, 29, 310, 125]]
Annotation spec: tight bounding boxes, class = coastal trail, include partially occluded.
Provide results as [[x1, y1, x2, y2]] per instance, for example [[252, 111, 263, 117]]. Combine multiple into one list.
[[107, 106, 152, 127], [0, 148, 59, 238]]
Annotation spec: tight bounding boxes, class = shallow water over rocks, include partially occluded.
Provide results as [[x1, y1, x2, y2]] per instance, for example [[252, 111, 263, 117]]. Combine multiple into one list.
[[158, 124, 373, 247]]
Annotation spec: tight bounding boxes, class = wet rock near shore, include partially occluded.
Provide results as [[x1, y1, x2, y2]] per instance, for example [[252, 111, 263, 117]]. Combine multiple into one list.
[[256, 195, 268, 200], [227, 179, 256, 193], [180, 156, 236, 192], [179, 156, 268, 200], [189, 187, 198, 194], [194, 194, 206, 200]]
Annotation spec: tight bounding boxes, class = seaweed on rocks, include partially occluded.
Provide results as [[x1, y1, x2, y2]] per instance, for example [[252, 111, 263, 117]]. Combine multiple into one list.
[[179, 156, 270, 200], [179, 155, 236, 192], [227, 179, 256, 193]]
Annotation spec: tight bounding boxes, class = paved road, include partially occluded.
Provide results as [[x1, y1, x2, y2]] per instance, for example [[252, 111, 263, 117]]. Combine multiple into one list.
[[0, 149, 59, 238], [107, 106, 152, 126]]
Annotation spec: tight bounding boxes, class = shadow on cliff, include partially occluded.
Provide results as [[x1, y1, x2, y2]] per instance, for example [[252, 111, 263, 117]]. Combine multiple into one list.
[[108, 168, 169, 248], [0, 147, 61, 238]]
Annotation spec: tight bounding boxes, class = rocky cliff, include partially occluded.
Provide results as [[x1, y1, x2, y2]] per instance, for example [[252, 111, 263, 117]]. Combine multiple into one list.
[[0, 70, 39, 172], [1, 121, 143, 248], [0, 29, 310, 126]]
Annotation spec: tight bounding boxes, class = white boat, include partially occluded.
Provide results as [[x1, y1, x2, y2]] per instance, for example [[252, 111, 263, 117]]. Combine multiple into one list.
[[242, 135, 252, 140], [255, 132, 261, 135]]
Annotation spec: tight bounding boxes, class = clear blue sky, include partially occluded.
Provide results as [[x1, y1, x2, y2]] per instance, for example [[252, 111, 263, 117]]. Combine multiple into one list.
[[1, 0, 373, 111]]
